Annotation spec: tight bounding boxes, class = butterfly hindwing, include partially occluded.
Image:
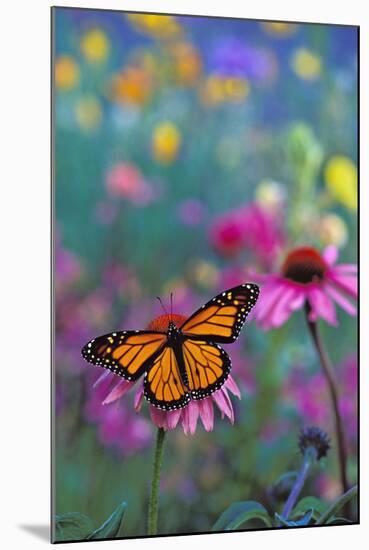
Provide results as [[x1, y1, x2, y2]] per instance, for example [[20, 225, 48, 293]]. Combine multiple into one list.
[[81, 331, 166, 381], [144, 347, 190, 410], [182, 339, 231, 399], [81, 283, 259, 410], [180, 283, 259, 343]]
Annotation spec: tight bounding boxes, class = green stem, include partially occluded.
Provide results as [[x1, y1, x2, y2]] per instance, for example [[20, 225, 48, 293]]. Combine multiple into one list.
[[147, 428, 166, 536], [304, 307, 350, 515], [281, 449, 315, 521]]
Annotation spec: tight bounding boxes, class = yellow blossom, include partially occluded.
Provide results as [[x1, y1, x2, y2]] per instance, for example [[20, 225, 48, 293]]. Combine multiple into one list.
[[111, 66, 153, 106], [291, 48, 322, 81], [127, 14, 181, 40], [200, 75, 249, 106], [170, 42, 202, 86], [324, 155, 357, 210], [261, 21, 298, 37], [81, 28, 110, 63], [75, 95, 102, 131], [55, 55, 80, 91], [152, 122, 181, 164], [319, 213, 348, 248]]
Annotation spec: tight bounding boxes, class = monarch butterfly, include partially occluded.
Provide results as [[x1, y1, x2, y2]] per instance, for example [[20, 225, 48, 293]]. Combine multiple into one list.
[[81, 283, 259, 411]]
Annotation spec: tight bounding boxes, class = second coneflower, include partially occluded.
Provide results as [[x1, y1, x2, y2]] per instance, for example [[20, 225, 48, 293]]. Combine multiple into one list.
[[255, 245, 357, 502], [255, 245, 357, 329]]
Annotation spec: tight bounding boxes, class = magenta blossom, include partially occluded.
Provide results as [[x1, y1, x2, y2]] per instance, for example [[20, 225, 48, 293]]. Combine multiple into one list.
[[255, 245, 357, 329], [209, 203, 285, 267]]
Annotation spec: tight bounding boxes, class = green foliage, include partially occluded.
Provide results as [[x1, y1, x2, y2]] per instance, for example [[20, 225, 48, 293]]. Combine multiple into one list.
[[212, 501, 272, 531], [54, 501, 127, 542], [87, 501, 128, 540], [212, 485, 357, 531], [275, 510, 313, 527], [290, 496, 326, 522], [316, 485, 357, 525], [54, 512, 95, 542]]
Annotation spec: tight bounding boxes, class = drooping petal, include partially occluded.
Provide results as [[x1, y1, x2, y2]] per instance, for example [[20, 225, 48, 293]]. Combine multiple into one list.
[[267, 285, 303, 328], [326, 284, 357, 316], [213, 387, 234, 423], [150, 406, 168, 430], [255, 282, 287, 326], [102, 379, 134, 405], [93, 370, 111, 388], [225, 375, 241, 399], [329, 271, 358, 299], [323, 245, 338, 266], [134, 385, 144, 412], [181, 402, 199, 435], [307, 286, 337, 326], [198, 398, 214, 431], [334, 264, 357, 274], [166, 409, 182, 430]]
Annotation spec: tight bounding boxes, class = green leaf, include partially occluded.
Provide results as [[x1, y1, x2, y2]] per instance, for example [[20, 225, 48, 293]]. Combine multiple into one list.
[[212, 501, 272, 531], [316, 485, 358, 525], [87, 501, 128, 540], [54, 512, 95, 542], [275, 510, 313, 527], [291, 496, 326, 521]]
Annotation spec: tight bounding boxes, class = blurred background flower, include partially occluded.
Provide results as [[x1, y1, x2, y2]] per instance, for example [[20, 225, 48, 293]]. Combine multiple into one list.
[[54, 8, 358, 536], [324, 155, 358, 210], [81, 28, 110, 63], [152, 121, 182, 164], [55, 55, 80, 91]]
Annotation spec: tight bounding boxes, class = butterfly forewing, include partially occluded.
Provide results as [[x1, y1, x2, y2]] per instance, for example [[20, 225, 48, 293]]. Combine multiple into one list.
[[144, 347, 190, 410], [81, 283, 259, 410], [81, 331, 166, 381], [182, 339, 231, 399], [180, 283, 259, 343]]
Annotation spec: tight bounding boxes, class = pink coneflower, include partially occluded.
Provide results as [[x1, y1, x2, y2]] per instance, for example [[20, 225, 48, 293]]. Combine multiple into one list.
[[255, 245, 357, 329], [92, 312, 241, 435]]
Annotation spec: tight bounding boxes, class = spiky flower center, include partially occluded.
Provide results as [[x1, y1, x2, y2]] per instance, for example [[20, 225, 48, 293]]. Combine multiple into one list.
[[298, 426, 330, 460], [281, 247, 327, 284], [147, 313, 187, 332]]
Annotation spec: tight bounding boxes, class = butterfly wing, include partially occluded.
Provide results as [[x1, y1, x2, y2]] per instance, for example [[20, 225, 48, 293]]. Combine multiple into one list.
[[81, 331, 167, 381], [181, 339, 231, 399], [144, 347, 190, 410], [180, 283, 259, 343]]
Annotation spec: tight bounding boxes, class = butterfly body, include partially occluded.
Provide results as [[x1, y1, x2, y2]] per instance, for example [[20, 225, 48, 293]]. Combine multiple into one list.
[[82, 283, 259, 410]]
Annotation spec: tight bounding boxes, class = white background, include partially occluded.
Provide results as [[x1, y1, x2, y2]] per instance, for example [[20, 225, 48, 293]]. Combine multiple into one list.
[[0, 0, 367, 548]]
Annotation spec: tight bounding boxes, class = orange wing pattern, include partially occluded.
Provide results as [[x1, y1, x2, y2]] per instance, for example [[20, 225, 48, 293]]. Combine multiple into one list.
[[144, 347, 190, 410], [81, 331, 166, 381], [180, 283, 259, 343], [182, 339, 231, 399]]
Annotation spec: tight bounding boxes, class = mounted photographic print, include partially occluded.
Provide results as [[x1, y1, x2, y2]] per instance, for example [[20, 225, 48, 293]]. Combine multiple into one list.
[[52, 6, 359, 543]]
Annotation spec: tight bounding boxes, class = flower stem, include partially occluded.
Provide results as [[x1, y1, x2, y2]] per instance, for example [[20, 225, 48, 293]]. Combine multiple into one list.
[[281, 449, 315, 521], [304, 307, 350, 507], [147, 427, 166, 536]]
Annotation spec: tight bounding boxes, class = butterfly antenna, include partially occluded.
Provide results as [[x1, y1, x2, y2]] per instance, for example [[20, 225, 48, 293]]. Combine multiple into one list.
[[170, 292, 173, 321], [156, 296, 169, 316]]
